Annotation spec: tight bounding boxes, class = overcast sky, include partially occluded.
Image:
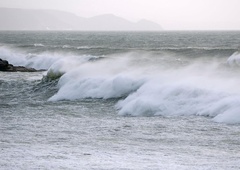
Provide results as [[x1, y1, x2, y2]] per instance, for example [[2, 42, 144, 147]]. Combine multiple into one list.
[[1, 0, 240, 30]]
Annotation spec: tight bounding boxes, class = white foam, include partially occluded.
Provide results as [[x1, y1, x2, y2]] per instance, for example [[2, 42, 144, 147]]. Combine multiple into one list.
[[227, 51, 240, 66], [47, 52, 240, 124], [2, 45, 240, 124], [116, 80, 240, 118], [115, 61, 240, 124], [46, 54, 98, 75], [213, 107, 240, 124], [48, 56, 146, 101], [34, 43, 44, 47], [49, 74, 144, 101], [0, 46, 98, 70], [0, 46, 28, 66]]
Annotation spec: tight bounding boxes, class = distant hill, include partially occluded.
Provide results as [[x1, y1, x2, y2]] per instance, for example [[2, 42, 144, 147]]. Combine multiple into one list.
[[0, 8, 163, 31]]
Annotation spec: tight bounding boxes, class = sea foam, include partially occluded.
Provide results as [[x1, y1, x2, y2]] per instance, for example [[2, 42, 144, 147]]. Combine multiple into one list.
[[227, 51, 240, 66], [0, 46, 98, 71], [48, 56, 146, 101], [47, 51, 240, 124], [2, 45, 240, 124]]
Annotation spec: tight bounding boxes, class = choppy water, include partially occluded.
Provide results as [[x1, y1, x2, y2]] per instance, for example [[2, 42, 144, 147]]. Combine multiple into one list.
[[0, 31, 240, 169]]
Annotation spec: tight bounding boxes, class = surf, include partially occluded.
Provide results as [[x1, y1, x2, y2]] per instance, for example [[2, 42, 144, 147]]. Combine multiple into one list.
[[44, 50, 240, 124], [1, 42, 240, 124]]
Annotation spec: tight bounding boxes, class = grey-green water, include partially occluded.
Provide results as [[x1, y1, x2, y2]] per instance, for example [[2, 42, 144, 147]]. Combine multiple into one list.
[[1, 31, 240, 169]]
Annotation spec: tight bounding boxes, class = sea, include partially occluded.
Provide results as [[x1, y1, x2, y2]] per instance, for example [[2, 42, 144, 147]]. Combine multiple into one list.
[[0, 31, 240, 170]]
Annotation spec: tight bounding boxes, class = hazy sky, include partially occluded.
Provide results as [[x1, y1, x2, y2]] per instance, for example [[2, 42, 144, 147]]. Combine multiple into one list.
[[1, 0, 240, 30]]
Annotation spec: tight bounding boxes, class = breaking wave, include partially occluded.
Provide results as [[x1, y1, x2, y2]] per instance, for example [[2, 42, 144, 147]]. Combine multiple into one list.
[[227, 51, 240, 66], [47, 50, 240, 124], [1, 44, 240, 124], [34, 43, 45, 47], [0, 45, 99, 71]]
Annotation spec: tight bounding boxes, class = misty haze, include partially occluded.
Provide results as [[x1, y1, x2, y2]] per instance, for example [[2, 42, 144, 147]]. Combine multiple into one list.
[[0, 8, 162, 31]]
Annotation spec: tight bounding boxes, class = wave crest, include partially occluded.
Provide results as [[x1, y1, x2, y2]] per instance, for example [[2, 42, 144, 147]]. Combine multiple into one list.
[[227, 51, 240, 66], [2, 45, 240, 124], [48, 74, 145, 101], [116, 81, 240, 120]]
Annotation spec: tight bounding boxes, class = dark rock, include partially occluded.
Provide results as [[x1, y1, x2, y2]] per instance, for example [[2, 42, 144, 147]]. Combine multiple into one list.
[[0, 58, 45, 72], [0, 59, 9, 71]]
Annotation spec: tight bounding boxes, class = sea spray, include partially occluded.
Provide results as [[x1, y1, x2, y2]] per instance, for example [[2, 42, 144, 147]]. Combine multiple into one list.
[[1, 32, 240, 124], [0, 46, 64, 69], [45, 50, 240, 123], [0, 46, 28, 66], [45, 55, 99, 80], [2, 31, 240, 170], [48, 75, 145, 101], [48, 56, 147, 101], [227, 51, 240, 66]]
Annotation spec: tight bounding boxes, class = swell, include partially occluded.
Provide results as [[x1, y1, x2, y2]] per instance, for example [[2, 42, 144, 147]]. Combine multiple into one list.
[[155, 47, 236, 58], [1, 42, 237, 58]]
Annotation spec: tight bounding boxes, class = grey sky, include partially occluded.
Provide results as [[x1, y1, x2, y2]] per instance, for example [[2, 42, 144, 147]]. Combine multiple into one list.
[[1, 0, 240, 30]]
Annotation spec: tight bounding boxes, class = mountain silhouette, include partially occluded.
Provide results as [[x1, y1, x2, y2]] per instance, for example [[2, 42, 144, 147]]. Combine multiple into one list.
[[0, 8, 163, 31]]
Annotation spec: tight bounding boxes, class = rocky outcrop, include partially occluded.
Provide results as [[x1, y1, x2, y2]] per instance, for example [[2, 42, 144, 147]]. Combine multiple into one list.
[[0, 58, 45, 72]]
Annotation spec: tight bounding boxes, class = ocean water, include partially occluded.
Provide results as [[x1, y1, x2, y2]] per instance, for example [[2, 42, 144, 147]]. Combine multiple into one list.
[[0, 31, 240, 169]]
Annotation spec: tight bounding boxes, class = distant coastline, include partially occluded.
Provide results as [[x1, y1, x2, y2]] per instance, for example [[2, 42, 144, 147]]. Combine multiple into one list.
[[0, 8, 163, 31]]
